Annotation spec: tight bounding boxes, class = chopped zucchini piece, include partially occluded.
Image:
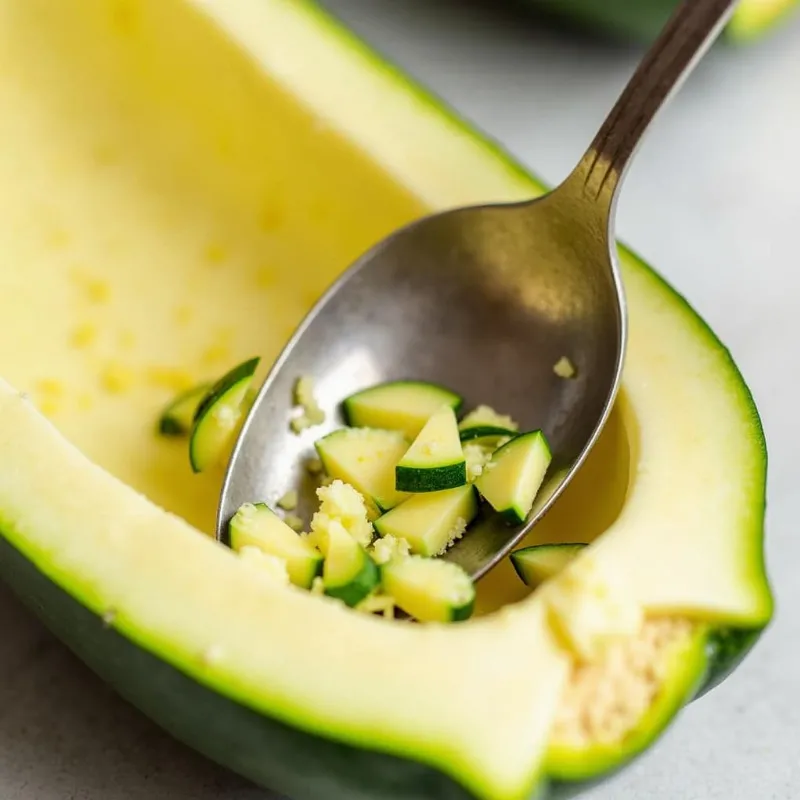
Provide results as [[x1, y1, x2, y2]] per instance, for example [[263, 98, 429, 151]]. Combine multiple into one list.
[[395, 405, 466, 492], [374, 484, 478, 556], [553, 356, 577, 379], [474, 430, 552, 524], [511, 543, 587, 588], [314, 428, 409, 517], [458, 425, 518, 444], [189, 357, 260, 473], [229, 503, 322, 589], [322, 520, 380, 607], [157, 382, 211, 437], [381, 555, 476, 623], [342, 380, 462, 439]]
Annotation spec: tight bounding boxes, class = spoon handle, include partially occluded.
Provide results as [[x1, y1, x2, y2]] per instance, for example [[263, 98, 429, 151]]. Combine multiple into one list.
[[575, 0, 738, 206]]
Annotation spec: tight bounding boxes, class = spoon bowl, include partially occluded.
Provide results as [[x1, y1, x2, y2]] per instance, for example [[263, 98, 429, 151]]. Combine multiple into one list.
[[217, 0, 738, 580]]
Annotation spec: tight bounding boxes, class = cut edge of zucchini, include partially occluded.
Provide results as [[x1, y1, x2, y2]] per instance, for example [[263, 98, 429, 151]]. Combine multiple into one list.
[[323, 522, 380, 607], [381, 555, 476, 623], [474, 429, 552, 524], [342, 380, 463, 439], [229, 502, 323, 590], [510, 542, 588, 588], [395, 405, 467, 493], [458, 425, 518, 443], [189, 356, 260, 473], [157, 382, 212, 437]]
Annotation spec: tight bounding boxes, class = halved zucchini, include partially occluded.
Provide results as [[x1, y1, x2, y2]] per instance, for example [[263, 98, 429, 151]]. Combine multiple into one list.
[[474, 430, 552, 524], [229, 503, 323, 589], [189, 357, 260, 473], [373, 484, 478, 556], [342, 380, 462, 439], [381, 555, 476, 623], [395, 405, 466, 492]]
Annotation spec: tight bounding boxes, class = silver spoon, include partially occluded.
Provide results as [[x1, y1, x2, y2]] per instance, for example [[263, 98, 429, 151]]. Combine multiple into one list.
[[216, 0, 737, 580]]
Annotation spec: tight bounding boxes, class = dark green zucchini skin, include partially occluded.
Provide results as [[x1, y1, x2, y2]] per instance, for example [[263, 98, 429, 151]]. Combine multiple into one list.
[[510, 0, 795, 43], [519, 0, 679, 42], [0, 531, 765, 800]]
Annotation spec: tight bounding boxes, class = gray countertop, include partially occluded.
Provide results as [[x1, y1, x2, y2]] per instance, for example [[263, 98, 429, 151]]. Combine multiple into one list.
[[2, 1, 799, 798]]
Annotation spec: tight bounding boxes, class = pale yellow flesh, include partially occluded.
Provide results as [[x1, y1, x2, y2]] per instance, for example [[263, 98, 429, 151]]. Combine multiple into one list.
[[475, 434, 551, 520], [317, 430, 410, 513], [346, 384, 460, 439], [382, 557, 475, 623], [375, 485, 478, 556], [398, 405, 465, 470], [0, 0, 770, 798], [229, 507, 320, 588]]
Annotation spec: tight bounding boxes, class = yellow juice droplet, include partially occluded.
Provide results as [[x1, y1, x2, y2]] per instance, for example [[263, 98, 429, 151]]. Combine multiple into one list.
[[35, 378, 65, 398], [70, 323, 97, 349], [260, 203, 286, 232], [204, 243, 228, 266], [101, 363, 135, 394], [46, 228, 71, 249], [174, 305, 194, 327], [118, 329, 136, 351], [145, 366, 196, 393]]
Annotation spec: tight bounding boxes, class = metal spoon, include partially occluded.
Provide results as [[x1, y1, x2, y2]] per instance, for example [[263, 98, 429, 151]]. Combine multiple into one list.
[[216, 0, 737, 580]]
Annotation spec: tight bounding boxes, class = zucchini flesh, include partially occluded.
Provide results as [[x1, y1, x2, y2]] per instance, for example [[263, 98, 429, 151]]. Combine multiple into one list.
[[373, 485, 478, 557], [395, 405, 466, 492], [157, 382, 212, 437], [342, 380, 462, 439], [474, 430, 552, 524], [511, 543, 587, 588], [229, 503, 323, 589], [458, 404, 517, 433], [381, 555, 476, 623], [189, 357, 260, 473], [322, 521, 380, 607], [314, 428, 409, 517]]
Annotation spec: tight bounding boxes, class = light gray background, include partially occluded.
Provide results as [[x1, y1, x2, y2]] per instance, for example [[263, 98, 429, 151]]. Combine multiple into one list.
[[2, 1, 798, 798]]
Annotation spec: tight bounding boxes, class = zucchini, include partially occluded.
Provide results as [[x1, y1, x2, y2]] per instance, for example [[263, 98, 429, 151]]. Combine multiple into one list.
[[511, 543, 587, 588], [524, 0, 799, 44], [189, 357, 260, 473], [395, 405, 466, 492], [229, 503, 323, 589], [322, 520, 380, 607], [373, 484, 478, 557], [458, 405, 518, 446], [157, 382, 211, 437], [314, 428, 409, 517], [381, 555, 476, 623], [342, 380, 462, 439], [474, 430, 552, 524], [459, 404, 517, 432], [459, 425, 517, 444]]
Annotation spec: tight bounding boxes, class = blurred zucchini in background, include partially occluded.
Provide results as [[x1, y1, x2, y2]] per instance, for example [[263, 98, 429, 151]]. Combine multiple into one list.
[[520, 0, 798, 44]]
